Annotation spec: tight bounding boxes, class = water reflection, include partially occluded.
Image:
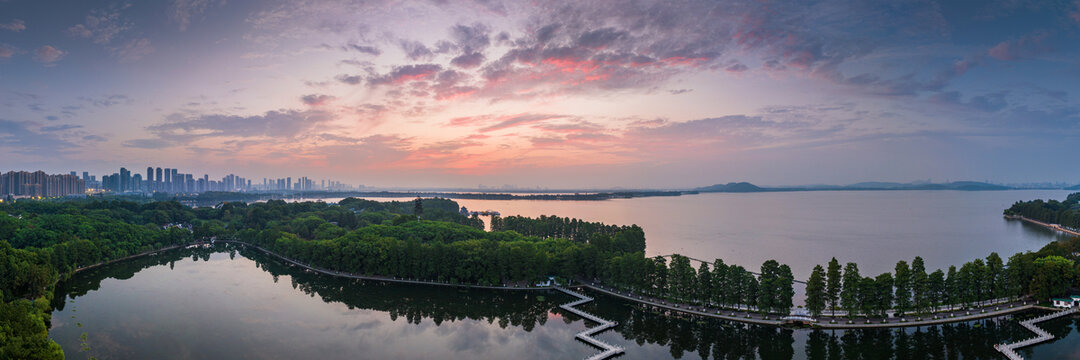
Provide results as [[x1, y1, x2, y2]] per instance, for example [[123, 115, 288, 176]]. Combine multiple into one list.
[[51, 246, 1080, 360]]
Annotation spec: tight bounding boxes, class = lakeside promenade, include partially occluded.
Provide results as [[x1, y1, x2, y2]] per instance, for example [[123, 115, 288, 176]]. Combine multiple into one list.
[[210, 240, 1045, 330], [581, 282, 1041, 329], [70, 240, 1060, 332], [1007, 215, 1080, 237]]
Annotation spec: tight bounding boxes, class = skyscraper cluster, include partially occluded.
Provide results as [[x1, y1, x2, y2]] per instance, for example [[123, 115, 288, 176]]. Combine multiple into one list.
[[99, 166, 251, 193], [0, 171, 85, 198], [80, 165, 358, 194]]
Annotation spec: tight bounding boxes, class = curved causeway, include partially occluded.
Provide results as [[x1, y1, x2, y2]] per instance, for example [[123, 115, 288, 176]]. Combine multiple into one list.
[[554, 287, 624, 360]]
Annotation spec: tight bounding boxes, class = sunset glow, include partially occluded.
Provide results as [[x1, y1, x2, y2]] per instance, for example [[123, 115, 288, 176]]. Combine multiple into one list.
[[2, 0, 1079, 188]]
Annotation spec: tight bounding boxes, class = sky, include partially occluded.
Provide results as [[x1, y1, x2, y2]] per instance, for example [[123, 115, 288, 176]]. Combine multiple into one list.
[[1, 0, 1079, 189]]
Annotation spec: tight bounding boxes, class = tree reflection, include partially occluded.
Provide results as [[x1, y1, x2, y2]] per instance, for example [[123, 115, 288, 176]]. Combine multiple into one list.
[[51, 246, 1077, 360]]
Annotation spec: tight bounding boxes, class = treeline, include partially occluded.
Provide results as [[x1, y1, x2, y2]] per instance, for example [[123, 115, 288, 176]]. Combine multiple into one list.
[[1005, 192, 1080, 230], [802, 237, 1080, 318], [3, 197, 631, 359], [490, 214, 646, 253], [603, 254, 795, 315]]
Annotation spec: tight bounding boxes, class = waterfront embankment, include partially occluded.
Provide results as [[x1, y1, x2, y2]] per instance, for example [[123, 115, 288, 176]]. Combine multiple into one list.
[[1006, 215, 1080, 237]]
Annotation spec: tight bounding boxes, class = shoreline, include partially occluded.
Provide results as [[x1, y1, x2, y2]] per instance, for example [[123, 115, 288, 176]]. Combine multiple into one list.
[[1006, 215, 1080, 237], [61, 240, 1054, 330], [215, 240, 1045, 329]]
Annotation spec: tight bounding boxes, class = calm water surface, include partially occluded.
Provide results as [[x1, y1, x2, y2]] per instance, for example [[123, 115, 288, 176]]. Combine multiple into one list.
[[302, 191, 1073, 279], [50, 245, 1080, 359], [450, 190, 1076, 280]]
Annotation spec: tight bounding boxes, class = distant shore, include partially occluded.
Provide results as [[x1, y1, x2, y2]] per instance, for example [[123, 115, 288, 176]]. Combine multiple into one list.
[[74, 240, 1048, 330], [169, 186, 1079, 206]]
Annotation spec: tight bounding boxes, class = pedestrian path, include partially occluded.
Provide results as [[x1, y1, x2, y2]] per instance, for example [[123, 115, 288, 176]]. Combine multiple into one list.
[[554, 287, 624, 360], [994, 307, 1077, 359]]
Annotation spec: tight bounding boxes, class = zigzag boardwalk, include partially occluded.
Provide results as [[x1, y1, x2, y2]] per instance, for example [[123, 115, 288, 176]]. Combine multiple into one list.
[[994, 307, 1077, 359], [554, 287, 624, 360]]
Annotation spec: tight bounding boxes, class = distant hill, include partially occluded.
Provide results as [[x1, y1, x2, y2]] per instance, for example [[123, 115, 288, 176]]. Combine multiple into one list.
[[695, 181, 1011, 192], [911, 181, 1010, 191], [695, 182, 764, 192], [1066, 184, 1080, 190], [845, 182, 907, 189]]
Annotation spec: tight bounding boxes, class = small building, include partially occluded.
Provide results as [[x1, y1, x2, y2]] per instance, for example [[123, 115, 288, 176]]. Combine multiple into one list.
[[1051, 295, 1080, 308], [535, 276, 559, 287]]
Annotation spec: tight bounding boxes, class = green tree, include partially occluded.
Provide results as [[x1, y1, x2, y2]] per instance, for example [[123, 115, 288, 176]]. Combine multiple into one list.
[[805, 264, 827, 318], [758, 260, 781, 315], [413, 197, 423, 221], [826, 257, 842, 317], [893, 260, 911, 316], [986, 252, 1005, 300], [944, 265, 958, 306], [696, 261, 712, 304], [777, 264, 794, 315], [911, 256, 929, 315], [1006, 253, 1034, 298], [857, 276, 876, 318], [1030, 256, 1076, 301], [874, 272, 894, 318], [928, 269, 945, 310], [841, 262, 861, 319], [711, 259, 728, 307]]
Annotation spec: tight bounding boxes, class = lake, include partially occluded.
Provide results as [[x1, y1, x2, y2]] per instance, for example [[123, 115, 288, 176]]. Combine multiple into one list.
[[307, 190, 1075, 280], [50, 245, 1080, 359]]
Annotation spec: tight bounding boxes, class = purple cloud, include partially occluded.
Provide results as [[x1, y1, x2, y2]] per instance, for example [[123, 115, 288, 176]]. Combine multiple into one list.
[[450, 52, 485, 68], [301, 94, 336, 106], [110, 38, 155, 62], [0, 19, 26, 32], [68, 8, 129, 44], [367, 64, 443, 86]]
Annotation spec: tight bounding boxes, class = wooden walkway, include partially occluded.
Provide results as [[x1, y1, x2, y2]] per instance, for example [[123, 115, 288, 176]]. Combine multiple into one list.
[[994, 307, 1077, 359], [554, 287, 624, 360]]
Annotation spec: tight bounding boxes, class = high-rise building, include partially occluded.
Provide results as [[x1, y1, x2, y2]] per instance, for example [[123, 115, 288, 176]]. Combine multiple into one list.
[[171, 169, 178, 192], [132, 174, 142, 192], [146, 167, 154, 187], [286, 177, 292, 190], [119, 167, 130, 192], [82, 171, 89, 181], [0, 171, 85, 197], [162, 167, 170, 190], [155, 167, 163, 190]]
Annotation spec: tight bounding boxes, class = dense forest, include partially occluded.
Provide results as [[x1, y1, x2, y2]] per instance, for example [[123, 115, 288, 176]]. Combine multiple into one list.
[[0, 197, 645, 359], [1005, 192, 1080, 230]]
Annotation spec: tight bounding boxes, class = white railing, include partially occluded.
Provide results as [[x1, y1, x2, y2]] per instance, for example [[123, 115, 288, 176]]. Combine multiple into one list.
[[995, 307, 1077, 359], [554, 287, 625, 360]]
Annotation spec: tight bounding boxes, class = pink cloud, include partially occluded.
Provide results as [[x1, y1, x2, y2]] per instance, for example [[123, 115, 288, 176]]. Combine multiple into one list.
[[987, 32, 1051, 61], [34, 45, 66, 65], [479, 114, 565, 132]]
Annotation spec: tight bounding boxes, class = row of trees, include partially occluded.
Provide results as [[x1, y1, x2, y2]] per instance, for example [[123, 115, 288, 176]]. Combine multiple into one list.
[[491, 214, 646, 253], [803, 248, 1080, 318], [602, 253, 795, 315]]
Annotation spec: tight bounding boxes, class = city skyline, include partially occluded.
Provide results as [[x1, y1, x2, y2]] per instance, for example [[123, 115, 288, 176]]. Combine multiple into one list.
[[2, 1, 1079, 188]]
